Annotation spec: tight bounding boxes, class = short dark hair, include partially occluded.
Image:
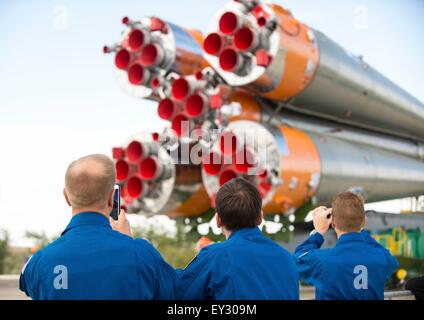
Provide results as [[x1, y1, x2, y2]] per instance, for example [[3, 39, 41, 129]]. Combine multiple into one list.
[[332, 192, 365, 232], [215, 177, 262, 231]]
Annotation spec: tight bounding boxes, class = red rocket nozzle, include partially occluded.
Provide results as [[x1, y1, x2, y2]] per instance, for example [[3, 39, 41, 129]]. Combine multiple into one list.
[[171, 78, 190, 101], [141, 43, 163, 67], [202, 151, 222, 176], [140, 156, 160, 180], [126, 176, 144, 198], [171, 114, 189, 137], [257, 16, 267, 26], [158, 98, 175, 120], [195, 71, 203, 80], [115, 49, 131, 69], [122, 16, 129, 25], [126, 140, 143, 163], [219, 169, 238, 186], [219, 131, 238, 155], [150, 17, 167, 32], [234, 147, 256, 173], [185, 94, 206, 118], [219, 11, 239, 35], [259, 169, 268, 178], [219, 48, 242, 72], [112, 147, 125, 160], [116, 159, 130, 182], [234, 27, 256, 51], [128, 29, 145, 51], [151, 77, 161, 88], [204, 33, 223, 56], [128, 64, 145, 85]]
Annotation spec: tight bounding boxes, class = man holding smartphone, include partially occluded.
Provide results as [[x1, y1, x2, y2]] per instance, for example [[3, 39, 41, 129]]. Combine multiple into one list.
[[295, 192, 399, 300], [19, 154, 177, 300]]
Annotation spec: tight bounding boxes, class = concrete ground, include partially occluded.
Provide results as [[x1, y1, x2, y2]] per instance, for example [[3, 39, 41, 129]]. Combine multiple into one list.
[[0, 275, 414, 300], [0, 275, 29, 300]]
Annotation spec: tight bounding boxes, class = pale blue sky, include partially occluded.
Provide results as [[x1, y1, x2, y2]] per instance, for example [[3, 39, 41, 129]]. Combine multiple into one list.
[[0, 0, 423, 245]]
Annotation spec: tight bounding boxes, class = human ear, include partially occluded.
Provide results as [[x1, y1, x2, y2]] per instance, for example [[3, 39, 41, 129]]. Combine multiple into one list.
[[108, 189, 115, 208], [63, 189, 71, 207], [216, 213, 222, 228], [258, 211, 263, 225]]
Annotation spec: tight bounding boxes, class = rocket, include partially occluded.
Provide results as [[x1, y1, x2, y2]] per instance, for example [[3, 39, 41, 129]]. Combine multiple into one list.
[[105, 0, 424, 219], [203, 1, 424, 140]]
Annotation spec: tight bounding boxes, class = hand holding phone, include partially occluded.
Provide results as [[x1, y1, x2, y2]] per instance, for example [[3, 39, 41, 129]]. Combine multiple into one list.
[[110, 208, 132, 237], [109, 184, 120, 221]]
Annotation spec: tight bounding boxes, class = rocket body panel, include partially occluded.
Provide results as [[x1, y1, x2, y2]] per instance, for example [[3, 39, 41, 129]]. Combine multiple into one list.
[[202, 120, 424, 215], [108, 4, 424, 219], [264, 107, 424, 161], [167, 23, 207, 75], [235, 93, 424, 162], [203, 2, 424, 141], [310, 133, 424, 204], [292, 30, 424, 140]]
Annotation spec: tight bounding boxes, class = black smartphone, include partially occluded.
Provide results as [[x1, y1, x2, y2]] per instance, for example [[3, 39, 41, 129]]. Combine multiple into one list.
[[110, 184, 120, 221]]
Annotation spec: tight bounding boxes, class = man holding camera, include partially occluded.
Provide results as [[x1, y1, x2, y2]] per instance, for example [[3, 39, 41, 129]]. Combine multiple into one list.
[[295, 192, 399, 300]]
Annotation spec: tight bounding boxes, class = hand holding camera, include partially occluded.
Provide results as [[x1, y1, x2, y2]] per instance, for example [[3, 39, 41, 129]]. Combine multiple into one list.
[[312, 206, 333, 235]]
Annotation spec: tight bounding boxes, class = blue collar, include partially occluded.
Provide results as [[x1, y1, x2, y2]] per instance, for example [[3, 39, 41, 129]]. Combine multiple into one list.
[[62, 211, 111, 236], [228, 227, 262, 240], [336, 232, 364, 245]]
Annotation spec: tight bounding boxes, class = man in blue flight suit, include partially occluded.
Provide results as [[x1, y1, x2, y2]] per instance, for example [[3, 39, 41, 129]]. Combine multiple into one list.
[[295, 192, 399, 300], [177, 177, 299, 300], [19, 154, 177, 299]]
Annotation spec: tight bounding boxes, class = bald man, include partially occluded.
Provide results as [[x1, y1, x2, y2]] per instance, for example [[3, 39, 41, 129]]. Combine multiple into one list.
[[19, 154, 177, 300]]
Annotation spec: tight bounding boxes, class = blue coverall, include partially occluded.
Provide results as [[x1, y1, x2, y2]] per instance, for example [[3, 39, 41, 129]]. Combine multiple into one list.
[[178, 227, 300, 300], [295, 230, 399, 300], [20, 212, 177, 299]]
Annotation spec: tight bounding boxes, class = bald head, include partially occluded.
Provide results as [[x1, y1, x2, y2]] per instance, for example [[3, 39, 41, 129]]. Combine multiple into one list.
[[65, 154, 116, 210]]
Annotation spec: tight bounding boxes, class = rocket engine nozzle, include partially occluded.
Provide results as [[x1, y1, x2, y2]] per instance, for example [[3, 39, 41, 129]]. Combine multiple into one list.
[[139, 156, 172, 181], [158, 98, 176, 120], [111, 132, 178, 214], [202, 1, 285, 86], [171, 114, 190, 137], [126, 176, 146, 199], [202, 151, 223, 176], [201, 121, 282, 206], [155, 69, 230, 137], [219, 11, 240, 35], [116, 159, 130, 182], [203, 33, 223, 56], [185, 93, 207, 118], [128, 29, 147, 51], [106, 16, 207, 101], [112, 132, 211, 218], [128, 64, 150, 85], [141, 43, 165, 67], [115, 49, 131, 70], [172, 78, 191, 101]]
